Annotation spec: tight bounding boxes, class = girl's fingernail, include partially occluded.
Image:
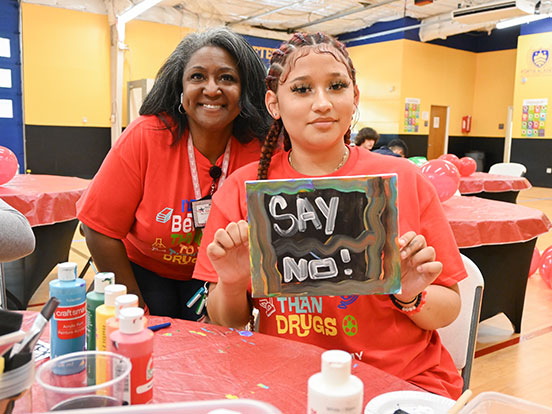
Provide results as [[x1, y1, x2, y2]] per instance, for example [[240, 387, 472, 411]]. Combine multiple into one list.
[[417, 265, 423, 272]]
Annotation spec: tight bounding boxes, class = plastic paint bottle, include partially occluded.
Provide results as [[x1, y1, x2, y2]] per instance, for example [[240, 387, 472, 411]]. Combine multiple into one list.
[[86, 272, 115, 351], [95, 284, 127, 352], [105, 294, 143, 350], [95, 284, 126, 385], [307, 350, 364, 414], [110, 307, 154, 405], [49, 262, 86, 374]]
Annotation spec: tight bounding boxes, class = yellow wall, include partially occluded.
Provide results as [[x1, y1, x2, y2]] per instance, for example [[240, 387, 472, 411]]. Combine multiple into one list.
[[22, 3, 111, 127], [122, 20, 192, 125], [472, 49, 516, 137], [20, 2, 524, 141], [401, 40, 476, 137], [21, 3, 192, 128], [348, 40, 404, 134], [512, 31, 552, 139], [349, 40, 513, 138]]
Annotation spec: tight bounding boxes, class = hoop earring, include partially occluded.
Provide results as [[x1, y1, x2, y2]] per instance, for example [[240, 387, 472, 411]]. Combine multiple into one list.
[[178, 92, 185, 115]]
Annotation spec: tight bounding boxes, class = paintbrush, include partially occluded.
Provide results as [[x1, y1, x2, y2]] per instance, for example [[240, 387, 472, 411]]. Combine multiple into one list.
[[447, 389, 473, 414], [9, 296, 59, 359]]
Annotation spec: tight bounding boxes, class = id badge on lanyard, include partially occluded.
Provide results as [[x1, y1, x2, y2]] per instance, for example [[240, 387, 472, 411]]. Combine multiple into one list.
[[191, 197, 212, 229], [188, 134, 231, 229]]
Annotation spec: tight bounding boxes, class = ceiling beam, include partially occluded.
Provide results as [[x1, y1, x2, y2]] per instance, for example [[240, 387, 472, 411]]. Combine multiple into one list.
[[228, 0, 306, 26], [291, 0, 398, 31]]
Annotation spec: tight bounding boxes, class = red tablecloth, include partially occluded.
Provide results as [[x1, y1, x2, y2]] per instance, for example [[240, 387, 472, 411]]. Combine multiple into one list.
[[443, 195, 552, 248], [0, 174, 90, 227], [18, 313, 419, 413], [458, 172, 531, 194]]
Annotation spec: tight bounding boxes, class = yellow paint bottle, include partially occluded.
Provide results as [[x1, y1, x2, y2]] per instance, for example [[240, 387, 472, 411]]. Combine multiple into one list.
[[95, 284, 126, 385]]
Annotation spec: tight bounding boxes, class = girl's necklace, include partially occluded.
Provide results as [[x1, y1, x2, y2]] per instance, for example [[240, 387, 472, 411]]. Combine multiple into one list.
[[288, 146, 350, 172]]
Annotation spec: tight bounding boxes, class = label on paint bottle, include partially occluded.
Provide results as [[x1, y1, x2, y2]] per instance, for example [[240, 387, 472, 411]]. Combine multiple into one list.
[[54, 301, 86, 339], [129, 354, 153, 403]]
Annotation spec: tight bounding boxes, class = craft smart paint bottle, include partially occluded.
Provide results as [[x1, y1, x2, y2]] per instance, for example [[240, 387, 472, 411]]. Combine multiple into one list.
[[95, 284, 126, 384], [49, 262, 86, 374], [110, 307, 154, 405], [105, 294, 141, 350], [86, 272, 115, 351], [95, 284, 127, 352], [307, 350, 363, 414]]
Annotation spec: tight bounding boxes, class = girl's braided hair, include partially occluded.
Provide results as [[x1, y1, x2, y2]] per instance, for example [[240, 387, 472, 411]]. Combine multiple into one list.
[[256, 32, 357, 180]]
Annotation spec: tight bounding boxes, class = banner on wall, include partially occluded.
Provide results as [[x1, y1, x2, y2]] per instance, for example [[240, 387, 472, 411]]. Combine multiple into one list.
[[521, 98, 547, 137], [404, 98, 420, 133]]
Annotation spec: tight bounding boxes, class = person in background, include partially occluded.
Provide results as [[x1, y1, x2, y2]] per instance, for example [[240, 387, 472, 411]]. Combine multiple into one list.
[[373, 138, 408, 158], [0, 198, 35, 262], [193, 32, 466, 399], [354, 127, 379, 150], [77, 27, 272, 320]]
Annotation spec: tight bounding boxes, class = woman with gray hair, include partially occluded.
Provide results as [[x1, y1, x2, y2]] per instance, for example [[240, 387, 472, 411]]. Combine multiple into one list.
[[78, 27, 272, 320]]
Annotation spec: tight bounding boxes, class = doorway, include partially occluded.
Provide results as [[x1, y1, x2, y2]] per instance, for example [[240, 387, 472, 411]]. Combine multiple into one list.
[[427, 105, 449, 160]]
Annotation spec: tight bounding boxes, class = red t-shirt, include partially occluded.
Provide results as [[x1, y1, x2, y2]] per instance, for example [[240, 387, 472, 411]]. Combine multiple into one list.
[[77, 115, 262, 280], [193, 146, 466, 399]]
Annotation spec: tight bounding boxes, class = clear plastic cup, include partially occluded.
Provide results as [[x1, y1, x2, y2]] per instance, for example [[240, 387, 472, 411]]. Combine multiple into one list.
[[0, 358, 34, 413], [35, 351, 131, 411]]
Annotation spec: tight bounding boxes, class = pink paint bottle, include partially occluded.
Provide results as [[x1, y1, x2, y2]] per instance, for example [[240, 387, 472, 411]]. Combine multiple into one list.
[[110, 307, 153, 405], [105, 294, 141, 352]]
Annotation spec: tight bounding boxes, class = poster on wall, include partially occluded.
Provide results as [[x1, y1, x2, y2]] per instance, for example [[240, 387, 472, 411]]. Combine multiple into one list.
[[245, 175, 401, 298], [521, 98, 547, 137], [404, 98, 420, 133]]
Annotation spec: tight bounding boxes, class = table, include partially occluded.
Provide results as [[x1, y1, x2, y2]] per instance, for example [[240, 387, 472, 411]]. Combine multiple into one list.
[[0, 175, 90, 309], [443, 195, 552, 333], [18, 313, 419, 413], [458, 172, 531, 203]]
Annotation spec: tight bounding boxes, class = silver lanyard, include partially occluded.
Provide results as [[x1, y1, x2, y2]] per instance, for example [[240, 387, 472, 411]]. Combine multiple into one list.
[[187, 133, 231, 200]]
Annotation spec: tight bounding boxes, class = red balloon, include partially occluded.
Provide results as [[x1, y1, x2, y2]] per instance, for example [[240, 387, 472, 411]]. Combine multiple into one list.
[[457, 157, 477, 177], [0, 146, 18, 185], [541, 245, 552, 259], [438, 154, 459, 166], [540, 249, 552, 288], [420, 159, 460, 203], [528, 248, 541, 277]]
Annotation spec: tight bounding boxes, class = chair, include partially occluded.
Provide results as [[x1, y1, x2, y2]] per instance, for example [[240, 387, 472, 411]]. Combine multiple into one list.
[[437, 254, 484, 391], [488, 162, 527, 177]]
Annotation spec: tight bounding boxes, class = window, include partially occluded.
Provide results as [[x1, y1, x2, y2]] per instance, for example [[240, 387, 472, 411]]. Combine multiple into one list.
[[0, 68, 12, 88], [0, 38, 10, 58], [0, 99, 13, 118]]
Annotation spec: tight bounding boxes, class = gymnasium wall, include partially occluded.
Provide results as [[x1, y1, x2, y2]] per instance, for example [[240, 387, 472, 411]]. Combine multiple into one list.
[[21, 3, 190, 178], [20, 3, 552, 186]]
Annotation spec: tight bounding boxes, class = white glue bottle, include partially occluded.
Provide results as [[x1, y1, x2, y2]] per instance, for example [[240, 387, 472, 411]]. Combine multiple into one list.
[[307, 350, 364, 414]]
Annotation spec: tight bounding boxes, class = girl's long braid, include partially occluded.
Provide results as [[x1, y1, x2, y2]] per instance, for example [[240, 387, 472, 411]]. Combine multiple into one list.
[[256, 32, 356, 180], [257, 119, 283, 180]]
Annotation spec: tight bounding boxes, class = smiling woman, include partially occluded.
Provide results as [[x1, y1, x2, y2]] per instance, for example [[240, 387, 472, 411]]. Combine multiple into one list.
[[76, 27, 272, 320]]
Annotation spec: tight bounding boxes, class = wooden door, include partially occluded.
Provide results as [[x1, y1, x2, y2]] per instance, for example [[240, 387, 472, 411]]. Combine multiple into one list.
[[427, 105, 448, 160]]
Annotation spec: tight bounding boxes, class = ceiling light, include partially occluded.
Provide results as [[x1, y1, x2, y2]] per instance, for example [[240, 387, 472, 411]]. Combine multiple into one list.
[[496, 13, 550, 28]]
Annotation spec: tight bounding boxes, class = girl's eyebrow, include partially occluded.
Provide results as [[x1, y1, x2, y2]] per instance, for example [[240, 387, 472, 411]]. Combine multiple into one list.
[[288, 72, 349, 83]]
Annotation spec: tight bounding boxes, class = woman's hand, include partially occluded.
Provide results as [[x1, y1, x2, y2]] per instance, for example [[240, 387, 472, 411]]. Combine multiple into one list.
[[394, 231, 443, 303], [206, 220, 251, 294]]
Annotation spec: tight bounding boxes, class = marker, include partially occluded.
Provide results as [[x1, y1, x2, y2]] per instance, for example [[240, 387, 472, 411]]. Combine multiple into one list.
[[147, 322, 171, 332]]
